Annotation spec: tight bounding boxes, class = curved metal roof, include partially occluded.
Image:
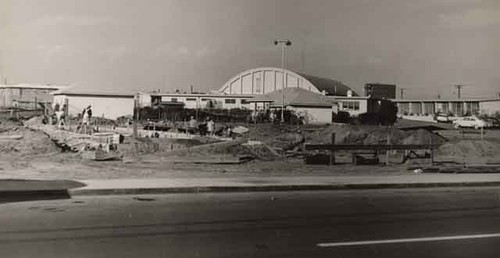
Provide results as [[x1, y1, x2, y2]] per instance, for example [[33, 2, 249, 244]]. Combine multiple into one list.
[[219, 67, 355, 96], [298, 73, 356, 96]]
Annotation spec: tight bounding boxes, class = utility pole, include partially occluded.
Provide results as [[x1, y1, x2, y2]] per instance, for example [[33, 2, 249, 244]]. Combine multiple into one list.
[[133, 93, 139, 138], [274, 39, 292, 123]]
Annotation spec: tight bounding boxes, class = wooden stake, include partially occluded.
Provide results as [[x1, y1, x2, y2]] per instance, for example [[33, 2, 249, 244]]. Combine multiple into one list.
[[329, 133, 336, 165], [385, 133, 390, 165]]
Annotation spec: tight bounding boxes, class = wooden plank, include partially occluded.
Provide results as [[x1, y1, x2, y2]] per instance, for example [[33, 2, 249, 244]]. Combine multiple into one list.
[[0, 135, 23, 140], [305, 144, 440, 151]]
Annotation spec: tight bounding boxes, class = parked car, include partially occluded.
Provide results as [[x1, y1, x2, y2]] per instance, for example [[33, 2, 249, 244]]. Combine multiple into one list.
[[452, 116, 492, 129], [434, 113, 453, 123], [483, 117, 500, 128]]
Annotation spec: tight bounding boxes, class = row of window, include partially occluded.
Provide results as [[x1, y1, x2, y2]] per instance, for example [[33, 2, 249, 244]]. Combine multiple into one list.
[[341, 101, 360, 111], [166, 97, 250, 105]]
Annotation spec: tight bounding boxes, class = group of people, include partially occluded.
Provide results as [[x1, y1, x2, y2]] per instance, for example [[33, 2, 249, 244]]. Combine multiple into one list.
[[53, 103, 67, 129], [185, 116, 216, 136], [51, 103, 94, 134], [250, 109, 281, 124]]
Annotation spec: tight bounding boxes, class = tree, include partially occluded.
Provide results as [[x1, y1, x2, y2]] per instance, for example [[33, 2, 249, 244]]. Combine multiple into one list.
[[378, 100, 398, 125]]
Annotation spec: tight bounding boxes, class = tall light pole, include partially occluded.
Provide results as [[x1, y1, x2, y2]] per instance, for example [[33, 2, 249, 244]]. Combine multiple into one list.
[[454, 84, 463, 99], [399, 88, 407, 99], [274, 39, 291, 123]]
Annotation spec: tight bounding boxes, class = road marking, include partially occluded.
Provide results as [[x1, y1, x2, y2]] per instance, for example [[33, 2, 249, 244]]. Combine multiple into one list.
[[317, 233, 500, 247]]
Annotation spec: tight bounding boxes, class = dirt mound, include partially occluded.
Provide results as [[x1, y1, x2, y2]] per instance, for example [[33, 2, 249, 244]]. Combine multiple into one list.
[[153, 140, 279, 162], [247, 124, 305, 151], [243, 144, 280, 160], [304, 125, 444, 145], [402, 129, 443, 145], [436, 139, 500, 164], [23, 116, 44, 127], [0, 128, 61, 157], [0, 118, 23, 132]]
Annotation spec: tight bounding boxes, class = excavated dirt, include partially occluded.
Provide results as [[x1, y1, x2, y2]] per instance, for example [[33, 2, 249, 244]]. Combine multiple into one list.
[[2, 117, 499, 180], [0, 128, 61, 157], [436, 139, 500, 164], [303, 124, 445, 145], [246, 124, 305, 150], [0, 119, 23, 132]]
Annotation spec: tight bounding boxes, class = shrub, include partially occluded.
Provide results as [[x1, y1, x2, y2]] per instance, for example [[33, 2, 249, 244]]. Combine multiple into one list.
[[332, 111, 351, 123]]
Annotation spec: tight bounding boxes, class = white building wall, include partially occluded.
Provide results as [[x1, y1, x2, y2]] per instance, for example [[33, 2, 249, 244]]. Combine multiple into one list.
[[480, 100, 500, 115], [53, 95, 134, 119], [138, 92, 150, 107]]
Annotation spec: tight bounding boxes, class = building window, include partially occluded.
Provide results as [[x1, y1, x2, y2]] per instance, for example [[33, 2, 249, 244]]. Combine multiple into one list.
[[342, 101, 360, 111], [201, 98, 209, 101], [225, 99, 236, 104], [241, 99, 250, 104], [186, 98, 197, 101], [171, 98, 177, 102]]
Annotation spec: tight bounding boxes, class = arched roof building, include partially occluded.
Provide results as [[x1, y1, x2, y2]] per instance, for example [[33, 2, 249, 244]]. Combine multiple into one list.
[[218, 67, 356, 96]]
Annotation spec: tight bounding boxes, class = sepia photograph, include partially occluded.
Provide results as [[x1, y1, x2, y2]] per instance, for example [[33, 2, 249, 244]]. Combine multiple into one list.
[[0, 0, 500, 257]]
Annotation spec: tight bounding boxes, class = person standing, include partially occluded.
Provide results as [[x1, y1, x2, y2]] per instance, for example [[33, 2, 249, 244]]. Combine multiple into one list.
[[270, 111, 276, 124], [55, 109, 64, 129], [86, 105, 93, 134], [207, 118, 215, 136], [81, 107, 89, 134], [86, 105, 92, 124], [188, 116, 198, 134]]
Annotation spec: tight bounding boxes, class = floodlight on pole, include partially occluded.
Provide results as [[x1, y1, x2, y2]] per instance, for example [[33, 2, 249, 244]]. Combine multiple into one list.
[[274, 39, 291, 123], [454, 84, 464, 99]]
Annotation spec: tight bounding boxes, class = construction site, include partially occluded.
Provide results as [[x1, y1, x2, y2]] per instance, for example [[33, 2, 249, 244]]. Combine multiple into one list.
[[0, 74, 499, 180], [1, 105, 500, 181]]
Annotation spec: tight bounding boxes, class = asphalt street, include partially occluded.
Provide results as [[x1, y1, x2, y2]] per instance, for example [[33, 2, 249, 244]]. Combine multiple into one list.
[[2, 187, 500, 257]]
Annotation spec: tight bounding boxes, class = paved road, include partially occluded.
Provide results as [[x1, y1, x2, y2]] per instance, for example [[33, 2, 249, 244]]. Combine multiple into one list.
[[2, 187, 500, 257]]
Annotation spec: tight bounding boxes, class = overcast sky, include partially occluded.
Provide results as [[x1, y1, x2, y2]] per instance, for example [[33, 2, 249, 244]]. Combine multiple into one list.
[[0, 0, 499, 98]]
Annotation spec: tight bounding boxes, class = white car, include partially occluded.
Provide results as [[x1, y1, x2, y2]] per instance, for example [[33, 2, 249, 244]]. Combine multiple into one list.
[[434, 113, 453, 123], [453, 116, 492, 129]]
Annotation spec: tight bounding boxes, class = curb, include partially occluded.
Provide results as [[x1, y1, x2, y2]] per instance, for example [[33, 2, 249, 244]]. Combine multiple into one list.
[[68, 181, 500, 196], [0, 190, 71, 203]]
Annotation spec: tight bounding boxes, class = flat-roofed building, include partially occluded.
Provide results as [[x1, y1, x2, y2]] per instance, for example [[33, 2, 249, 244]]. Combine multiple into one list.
[[391, 98, 500, 117], [52, 89, 135, 119], [0, 84, 66, 109], [147, 92, 256, 110]]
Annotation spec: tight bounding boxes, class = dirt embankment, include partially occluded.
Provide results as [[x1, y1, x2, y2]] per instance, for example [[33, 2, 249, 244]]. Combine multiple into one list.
[[0, 127, 61, 158], [246, 124, 305, 150], [0, 119, 64, 171], [303, 124, 445, 145], [0, 119, 23, 132], [436, 139, 500, 164]]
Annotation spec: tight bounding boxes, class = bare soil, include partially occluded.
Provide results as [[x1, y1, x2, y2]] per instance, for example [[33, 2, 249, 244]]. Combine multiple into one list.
[[1, 118, 499, 180]]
